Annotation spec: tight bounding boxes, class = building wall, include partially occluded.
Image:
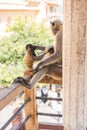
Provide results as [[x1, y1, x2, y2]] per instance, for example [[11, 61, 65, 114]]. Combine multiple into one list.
[[0, 10, 38, 23], [0, 0, 61, 30], [63, 0, 87, 129]]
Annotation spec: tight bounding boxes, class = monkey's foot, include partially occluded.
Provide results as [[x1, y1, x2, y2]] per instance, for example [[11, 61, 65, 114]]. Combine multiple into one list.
[[13, 77, 31, 89]]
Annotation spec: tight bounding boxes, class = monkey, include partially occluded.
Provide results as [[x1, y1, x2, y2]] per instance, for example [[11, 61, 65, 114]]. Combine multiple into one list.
[[23, 44, 35, 77], [13, 44, 54, 84], [24, 44, 54, 76], [35, 19, 62, 71], [14, 19, 62, 89], [13, 44, 36, 85]]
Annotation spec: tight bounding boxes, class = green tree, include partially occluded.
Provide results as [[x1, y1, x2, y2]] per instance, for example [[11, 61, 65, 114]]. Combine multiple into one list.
[[0, 17, 53, 87]]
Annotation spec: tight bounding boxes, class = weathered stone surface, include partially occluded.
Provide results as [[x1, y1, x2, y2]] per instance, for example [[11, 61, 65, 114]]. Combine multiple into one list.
[[63, 0, 87, 130]]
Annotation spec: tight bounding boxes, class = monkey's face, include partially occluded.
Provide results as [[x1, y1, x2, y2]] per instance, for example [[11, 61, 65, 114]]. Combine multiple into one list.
[[26, 44, 36, 56], [50, 19, 62, 34]]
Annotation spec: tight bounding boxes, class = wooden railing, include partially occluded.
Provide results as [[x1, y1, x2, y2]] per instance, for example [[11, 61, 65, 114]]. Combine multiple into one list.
[[0, 82, 23, 111]]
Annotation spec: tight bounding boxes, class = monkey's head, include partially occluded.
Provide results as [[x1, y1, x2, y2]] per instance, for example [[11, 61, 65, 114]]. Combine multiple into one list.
[[26, 44, 36, 57], [50, 19, 62, 35]]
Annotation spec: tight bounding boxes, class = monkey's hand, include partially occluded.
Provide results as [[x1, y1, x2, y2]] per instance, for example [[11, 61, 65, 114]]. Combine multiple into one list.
[[34, 62, 44, 73], [45, 46, 54, 54]]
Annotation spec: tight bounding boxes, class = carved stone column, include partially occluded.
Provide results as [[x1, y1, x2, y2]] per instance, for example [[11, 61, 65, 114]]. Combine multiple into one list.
[[63, 0, 87, 130]]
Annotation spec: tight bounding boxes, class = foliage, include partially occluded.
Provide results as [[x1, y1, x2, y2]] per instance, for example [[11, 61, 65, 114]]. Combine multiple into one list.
[[6, 17, 53, 46], [0, 63, 24, 87], [0, 17, 53, 87]]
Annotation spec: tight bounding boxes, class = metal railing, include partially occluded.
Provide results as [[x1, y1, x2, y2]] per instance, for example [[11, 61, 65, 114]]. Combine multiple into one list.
[[0, 82, 31, 130], [36, 96, 63, 130], [0, 99, 31, 130], [36, 96, 62, 118], [0, 82, 63, 130]]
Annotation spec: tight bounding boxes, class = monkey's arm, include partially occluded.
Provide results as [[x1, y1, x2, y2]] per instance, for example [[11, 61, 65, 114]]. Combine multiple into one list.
[[35, 51, 62, 71], [34, 53, 45, 61], [34, 30, 62, 71], [33, 45, 45, 51], [33, 46, 54, 61], [33, 45, 54, 51], [39, 30, 62, 66]]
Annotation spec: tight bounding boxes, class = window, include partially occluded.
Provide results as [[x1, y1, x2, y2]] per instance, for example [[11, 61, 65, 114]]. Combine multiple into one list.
[[49, 7, 53, 13], [7, 17, 12, 25]]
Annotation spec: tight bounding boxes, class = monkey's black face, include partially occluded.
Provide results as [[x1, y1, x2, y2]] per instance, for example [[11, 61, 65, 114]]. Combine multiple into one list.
[[50, 21, 55, 26], [50, 19, 62, 25], [26, 44, 33, 50], [26, 44, 36, 56], [50, 20, 58, 29], [50, 21, 59, 33]]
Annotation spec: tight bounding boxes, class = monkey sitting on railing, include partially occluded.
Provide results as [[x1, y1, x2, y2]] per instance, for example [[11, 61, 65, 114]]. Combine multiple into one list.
[[14, 19, 62, 89], [13, 43, 54, 86]]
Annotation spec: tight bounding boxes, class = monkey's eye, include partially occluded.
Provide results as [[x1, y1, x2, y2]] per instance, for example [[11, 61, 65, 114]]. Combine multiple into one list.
[[26, 44, 32, 50], [50, 21, 55, 26]]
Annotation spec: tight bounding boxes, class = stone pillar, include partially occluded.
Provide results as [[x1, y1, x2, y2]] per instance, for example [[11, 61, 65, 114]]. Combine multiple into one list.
[[63, 0, 87, 130]]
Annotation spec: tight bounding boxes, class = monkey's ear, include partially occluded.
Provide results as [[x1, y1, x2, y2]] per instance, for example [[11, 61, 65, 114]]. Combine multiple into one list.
[[50, 21, 55, 26]]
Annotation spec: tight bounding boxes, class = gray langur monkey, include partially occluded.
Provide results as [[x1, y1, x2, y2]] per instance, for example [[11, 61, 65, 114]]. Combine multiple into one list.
[[35, 19, 62, 70], [14, 19, 62, 89]]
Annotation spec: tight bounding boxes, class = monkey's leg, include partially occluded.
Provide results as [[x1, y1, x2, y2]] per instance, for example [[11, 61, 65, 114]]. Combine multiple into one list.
[[20, 64, 62, 89], [35, 51, 62, 72], [25, 67, 49, 89], [48, 64, 62, 80], [13, 67, 49, 89]]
